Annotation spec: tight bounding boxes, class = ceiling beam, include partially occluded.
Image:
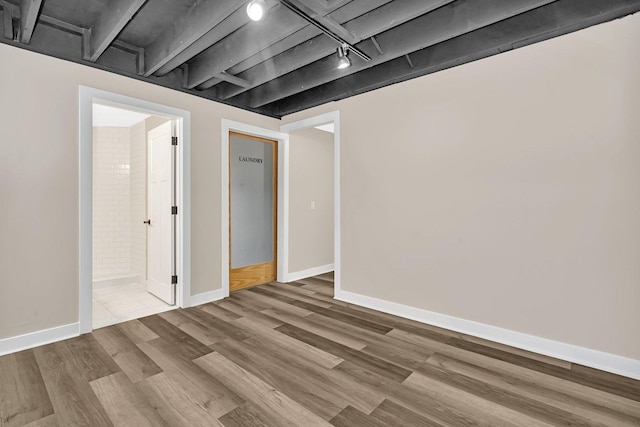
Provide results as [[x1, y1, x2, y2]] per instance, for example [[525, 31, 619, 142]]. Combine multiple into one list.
[[404, 54, 413, 68], [143, 0, 244, 76], [243, 0, 559, 108], [220, 0, 392, 81], [113, 39, 145, 74], [278, 0, 369, 61], [196, 76, 222, 90], [281, 0, 358, 45], [1, 1, 14, 40], [87, 0, 146, 62], [38, 14, 81, 34], [19, 0, 42, 43], [216, 0, 454, 100], [273, 0, 640, 116], [371, 36, 383, 55], [153, 1, 278, 77], [216, 71, 252, 88], [184, 4, 311, 89], [1, 12, 278, 117]]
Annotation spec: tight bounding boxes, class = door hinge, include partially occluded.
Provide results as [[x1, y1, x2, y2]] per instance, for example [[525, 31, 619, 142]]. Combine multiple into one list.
[[171, 136, 178, 146], [171, 206, 178, 215], [171, 275, 178, 284]]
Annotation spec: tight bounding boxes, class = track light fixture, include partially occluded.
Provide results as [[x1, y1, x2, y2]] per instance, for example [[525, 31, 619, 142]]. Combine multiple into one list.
[[336, 45, 351, 69], [246, 0, 266, 21]]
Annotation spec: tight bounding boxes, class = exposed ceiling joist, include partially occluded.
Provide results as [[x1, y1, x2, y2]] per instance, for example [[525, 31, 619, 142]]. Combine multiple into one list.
[[19, 0, 42, 43], [39, 13, 79, 33], [143, 0, 243, 76], [1, 0, 638, 118], [1, 1, 15, 39], [243, 0, 558, 108], [184, 4, 312, 89], [287, 0, 357, 44], [85, 0, 146, 61], [404, 54, 413, 68], [273, 0, 640, 116], [196, 76, 222, 91], [371, 36, 383, 55], [217, 0, 455, 101], [279, 0, 363, 55], [217, 71, 251, 88], [153, 5, 251, 77], [222, 0, 391, 81]]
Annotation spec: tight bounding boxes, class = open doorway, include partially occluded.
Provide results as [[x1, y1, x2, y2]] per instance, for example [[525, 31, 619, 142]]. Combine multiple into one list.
[[280, 111, 341, 296], [91, 104, 176, 328], [79, 87, 191, 334]]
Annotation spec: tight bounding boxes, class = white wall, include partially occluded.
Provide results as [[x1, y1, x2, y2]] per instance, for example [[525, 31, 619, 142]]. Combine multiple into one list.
[[283, 13, 640, 363], [288, 128, 334, 273]]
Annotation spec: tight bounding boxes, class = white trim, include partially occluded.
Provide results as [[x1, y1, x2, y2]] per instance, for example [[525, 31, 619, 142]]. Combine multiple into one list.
[[335, 290, 640, 380], [287, 264, 335, 283], [278, 137, 290, 282], [0, 323, 79, 356], [221, 119, 289, 297], [79, 86, 192, 335], [189, 289, 226, 307], [280, 111, 341, 293]]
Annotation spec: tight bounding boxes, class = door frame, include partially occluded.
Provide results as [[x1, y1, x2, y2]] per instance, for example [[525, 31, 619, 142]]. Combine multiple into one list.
[[221, 120, 289, 297], [79, 86, 191, 334], [280, 111, 341, 296], [229, 132, 278, 291]]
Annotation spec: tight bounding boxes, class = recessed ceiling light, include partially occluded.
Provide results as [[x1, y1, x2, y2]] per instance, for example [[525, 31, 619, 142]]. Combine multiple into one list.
[[336, 46, 351, 69], [247, 0, 266, 21]]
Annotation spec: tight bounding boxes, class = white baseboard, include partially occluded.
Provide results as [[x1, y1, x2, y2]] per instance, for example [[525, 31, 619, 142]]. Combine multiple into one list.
[[335, 290, 640, 380], [0, 323, 80, 356], [286, 263, 334, 283], [189, 289, 225, 307]]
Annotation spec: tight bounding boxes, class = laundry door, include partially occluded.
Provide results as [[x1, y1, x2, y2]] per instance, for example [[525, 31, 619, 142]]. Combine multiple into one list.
[[146, 121, 176, 304], [229, 131, 277, 291]]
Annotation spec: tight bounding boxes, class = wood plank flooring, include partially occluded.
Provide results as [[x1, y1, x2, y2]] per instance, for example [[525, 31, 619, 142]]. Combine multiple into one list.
[[1, 273, 639, 426]]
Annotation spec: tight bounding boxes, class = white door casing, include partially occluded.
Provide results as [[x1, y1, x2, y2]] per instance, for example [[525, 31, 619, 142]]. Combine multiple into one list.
[[79, 86, 191, 334], [147, 121, 175, 304], [279, 111, 341, 293]]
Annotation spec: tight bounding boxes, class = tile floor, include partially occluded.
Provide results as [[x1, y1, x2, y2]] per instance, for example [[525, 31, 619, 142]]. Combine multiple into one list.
[[93, 282, 176, 329]]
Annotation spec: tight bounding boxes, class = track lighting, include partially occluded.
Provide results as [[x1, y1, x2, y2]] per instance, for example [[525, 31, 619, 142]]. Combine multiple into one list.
[[336, 45, 351, 69], [246, 0, 266, 21]]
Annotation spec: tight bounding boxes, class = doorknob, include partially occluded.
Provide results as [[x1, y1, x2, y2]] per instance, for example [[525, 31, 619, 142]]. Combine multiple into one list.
[[143, 219, 151, 225]]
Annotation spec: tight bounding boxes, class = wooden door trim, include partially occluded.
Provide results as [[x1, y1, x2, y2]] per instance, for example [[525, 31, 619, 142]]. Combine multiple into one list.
[[221, 119, 289, 298], [229, 131, 278, 291]]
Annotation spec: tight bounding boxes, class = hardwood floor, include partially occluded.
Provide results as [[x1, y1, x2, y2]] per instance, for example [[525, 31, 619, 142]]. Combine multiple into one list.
[[1, 273, 639, 426]]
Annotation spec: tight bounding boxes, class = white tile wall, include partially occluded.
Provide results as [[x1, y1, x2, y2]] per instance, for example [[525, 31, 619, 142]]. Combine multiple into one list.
[[93, 126, 132, 276], [93, 116, 168, 284]]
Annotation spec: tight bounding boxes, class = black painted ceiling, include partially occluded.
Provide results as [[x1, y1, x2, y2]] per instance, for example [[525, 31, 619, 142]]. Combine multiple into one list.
[[1, 0, 638, 118]]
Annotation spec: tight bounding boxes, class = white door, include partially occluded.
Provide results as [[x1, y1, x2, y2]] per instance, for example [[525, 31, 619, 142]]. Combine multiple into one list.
[[147, 121, 175, 304]]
